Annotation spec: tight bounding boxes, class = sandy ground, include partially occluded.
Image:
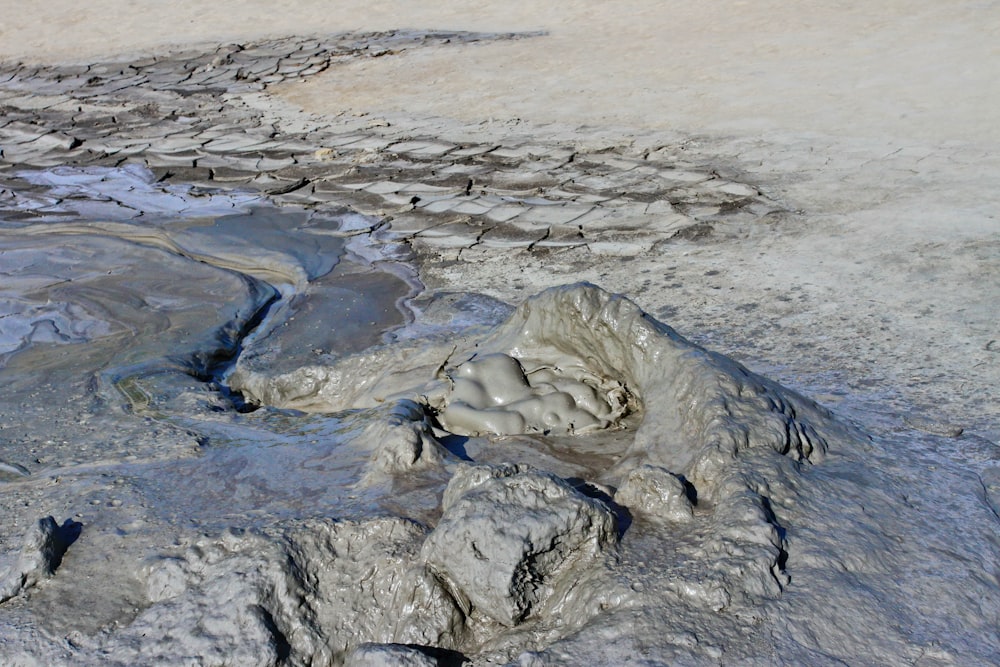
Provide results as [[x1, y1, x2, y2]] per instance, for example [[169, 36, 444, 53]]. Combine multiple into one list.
[[4, 1, 998, 143], [1, 1, 999, 664]]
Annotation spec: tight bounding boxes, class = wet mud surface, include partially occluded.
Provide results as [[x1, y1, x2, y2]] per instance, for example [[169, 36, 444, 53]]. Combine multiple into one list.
[[1, 30, 999, 666]]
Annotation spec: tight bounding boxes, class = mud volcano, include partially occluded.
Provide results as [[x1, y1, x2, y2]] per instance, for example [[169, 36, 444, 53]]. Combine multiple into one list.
[[181, 283, 854, 664], [3, 271, 996, 664]]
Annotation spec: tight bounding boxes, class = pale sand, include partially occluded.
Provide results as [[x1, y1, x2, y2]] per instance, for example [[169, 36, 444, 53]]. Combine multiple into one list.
[[3, 1, 997, 143]]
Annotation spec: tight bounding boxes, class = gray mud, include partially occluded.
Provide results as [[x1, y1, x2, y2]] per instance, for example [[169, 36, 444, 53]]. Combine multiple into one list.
[[7, 273, 998, 665], [1, 31, 998, 667]]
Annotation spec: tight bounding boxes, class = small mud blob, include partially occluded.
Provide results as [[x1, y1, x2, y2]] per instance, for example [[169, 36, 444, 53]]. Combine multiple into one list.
[[615, 465, 694, 524], [363, 400, 450, 479], [438, 353, 629, 436]]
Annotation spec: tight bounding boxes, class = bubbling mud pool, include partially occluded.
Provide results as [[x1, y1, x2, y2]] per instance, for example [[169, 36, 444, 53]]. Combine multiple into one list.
[[2, 167, 999, 666]]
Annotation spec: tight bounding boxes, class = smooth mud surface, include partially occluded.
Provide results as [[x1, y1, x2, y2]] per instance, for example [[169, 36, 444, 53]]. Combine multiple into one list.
[[1, 20, 998, 667]]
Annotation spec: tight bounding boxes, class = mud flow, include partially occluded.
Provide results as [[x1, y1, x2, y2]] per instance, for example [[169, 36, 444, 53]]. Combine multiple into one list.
[[0, 166, 836, 664]]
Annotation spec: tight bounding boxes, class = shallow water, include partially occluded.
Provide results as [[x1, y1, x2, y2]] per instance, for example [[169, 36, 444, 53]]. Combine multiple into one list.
[[0, 164, 415, 518], [3, 166, 406, 355]]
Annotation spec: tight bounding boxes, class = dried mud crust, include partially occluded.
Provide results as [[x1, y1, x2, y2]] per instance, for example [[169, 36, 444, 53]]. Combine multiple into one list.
[[0, 31, 785, 262]]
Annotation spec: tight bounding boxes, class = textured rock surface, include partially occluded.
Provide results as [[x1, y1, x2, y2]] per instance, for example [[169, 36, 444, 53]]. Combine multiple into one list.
[[363, 399, 450, 477], [101, 518, 465, 666], [615, 465, 694, 524], [423, 464, 618, 626], [0, 516, 73, 603]]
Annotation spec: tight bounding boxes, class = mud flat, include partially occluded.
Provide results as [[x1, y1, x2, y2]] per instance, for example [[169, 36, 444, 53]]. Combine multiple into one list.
[[1, 5, 999, 666]]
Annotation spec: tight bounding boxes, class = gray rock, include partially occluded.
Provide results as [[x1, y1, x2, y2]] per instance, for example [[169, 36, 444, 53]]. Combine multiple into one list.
[[365, 399, 448, 476], [123, 517, 466, 666], [0, 516, 74, 603], [615, 464, 694, 524], [422, 464, 617, 626]]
